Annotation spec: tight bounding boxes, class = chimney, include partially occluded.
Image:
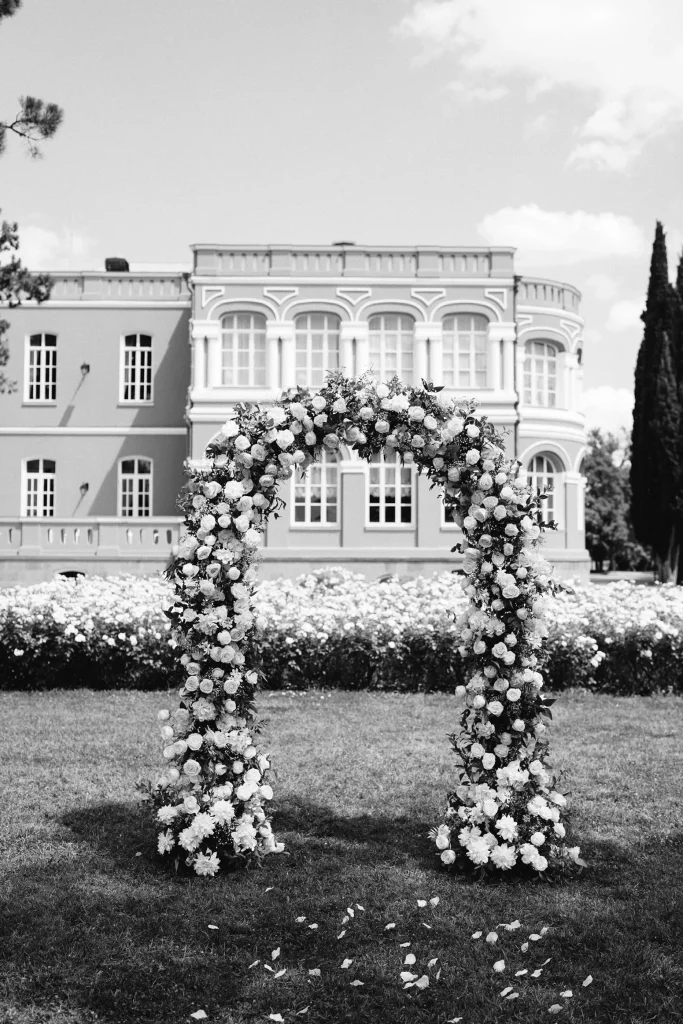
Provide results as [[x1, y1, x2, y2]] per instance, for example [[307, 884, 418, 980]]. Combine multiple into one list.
[[105, 257, 130, 272]]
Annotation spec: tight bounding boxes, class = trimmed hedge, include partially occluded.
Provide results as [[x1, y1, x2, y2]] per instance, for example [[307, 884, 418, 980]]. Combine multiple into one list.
[[1, 570, 681, 695]]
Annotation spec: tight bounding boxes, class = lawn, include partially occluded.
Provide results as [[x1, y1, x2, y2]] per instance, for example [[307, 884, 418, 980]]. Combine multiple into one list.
[[1, 689, 682, 1024]]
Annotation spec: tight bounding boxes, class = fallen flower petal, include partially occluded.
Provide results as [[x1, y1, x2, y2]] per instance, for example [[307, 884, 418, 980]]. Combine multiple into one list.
[[541, 958, 552, 966], [341, 915, 350, 925], [271, 948, 280, 961], [561, 990, 573, 998], [308, 969, 321, 977], [548, 1006, 563, 1014], [493, 960, 506, 972], [404, 953, 416, 965], [385, 923, 396, 931], [500, 986, 513, 997], [422, 923, 433, 930], [414, 975, 429, 990], [399, 942, 411, 948], [506, 992, 519, 1000], [541, 926, 549, 935], [265, 887, 274, 893], [472, 931, 483, 939], [532, 970, 543, 978], [582, 976, 593, 987], [341, 959, 353, 969], [248, 960, 259, 969], [207, 925, 219, 931], [417, 899, 427, 907], [521, 942, 529, 952], [337, 930, 346, 940], [486, 931, 498, 944], [515, 969, 528, 977], [430, 896, 440, 907], [190, 1013, 208, 1021], [263, 965, 274, 973], [403, 982, 415, 990], [268, 1016, 284, 1023], [296, 916, 306, 924], [308, 924, 318, 931], [436, 968, 442, 980], [530, 934, 542, 941], [296, 1009, 309, 1016], [428, 958, 439, 968], [356, 904, 365, 911], [274, 969, 286, 979], [400, 971, 418, 982], [446, 1018, 463, 1023], [347, 907, 355, 918], [350, 979, 364, 987]]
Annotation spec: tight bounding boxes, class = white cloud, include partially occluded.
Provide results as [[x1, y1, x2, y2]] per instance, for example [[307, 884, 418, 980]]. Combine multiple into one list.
[[17, 225, 95, 271], [448, 81, 508, 103], [582, 385, 634, 434], [606, 299, 643, 332], [398, 0, 683, 170], [584, 273, 620, 302], [477, 205, 645, 267]]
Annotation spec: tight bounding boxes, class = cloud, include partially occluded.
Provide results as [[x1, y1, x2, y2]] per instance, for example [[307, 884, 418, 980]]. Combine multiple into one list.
[[448, 81, 509, 103], [584, 273, 620, 302], [398, 0, 683, 170], [477, 205, 646, 267], [606, 299, 643, 332], [582, 385, 634, 434], [16, 225, 95, 271]]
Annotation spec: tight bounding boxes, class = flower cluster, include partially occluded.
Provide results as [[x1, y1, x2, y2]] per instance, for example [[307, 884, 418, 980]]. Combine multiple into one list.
[[153, 371, 579, 876]]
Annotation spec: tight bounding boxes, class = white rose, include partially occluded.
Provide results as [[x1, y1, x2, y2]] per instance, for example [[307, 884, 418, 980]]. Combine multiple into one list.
[[183, 759, 202, 778], [440, 848, 456, 865], [487, 700, 504, 716], [221, 420, 239, 437], [511, 719, 525, 732], [506, 688, 521, 702], [531, 832, 546, 847]]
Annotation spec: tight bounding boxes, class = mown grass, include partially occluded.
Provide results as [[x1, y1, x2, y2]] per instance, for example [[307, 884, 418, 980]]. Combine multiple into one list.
[[1, 689, 682, 1024]]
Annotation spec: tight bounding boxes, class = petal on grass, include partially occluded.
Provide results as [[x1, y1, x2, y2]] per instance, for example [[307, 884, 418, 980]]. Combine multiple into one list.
[[263, 965, 274, 973], [521, 942, 529, 952], [385, 923, 396, 931], [541, 958, 552, 966], [350, 979, 364, 987], [530, 934, 542, 941], [472, 931, 482, 939], [248, 960, 260, 969], [486, 932, 498, 944], [268, 1016, 284, 1023], [506, 992, 519, 1000], [207, 925, 219, 931], [342, 916, 350, 925], [404, 954, 416, 965], [337, 930, 347, 940], [274, 969, 286, 979], [346, 907, 355, 918], [428, 958, 439, 968], [515, 969, 528, 977], [308, 969, 321, 977], [308, 924, 318, 931], [265, 887, 274, 893], [296, 916, 306, 924], [531, 970, 543, 978], [493, 960, 506, 972], [500, 986, 513, 997], [417, 900, 427, 907], [548, 1006, 563, 1014], [422, 923, 433, 930], [399, 942, 411, 948], [341, 959, 353, 969], [561, 990, 573, 998], [356, 904, 365, 911], [583, 976, 593, 987], [430, 896, 440, 907], [414, 975, 429, 990], [271, 948, 280, 961], [190, 1013, 208, 1021], [400, 972, 418, 982], [296, 1009, 309, 1016]]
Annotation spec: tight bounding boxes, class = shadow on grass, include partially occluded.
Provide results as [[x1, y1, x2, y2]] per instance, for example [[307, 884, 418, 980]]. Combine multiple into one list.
[[1, 801, 682, 1024]]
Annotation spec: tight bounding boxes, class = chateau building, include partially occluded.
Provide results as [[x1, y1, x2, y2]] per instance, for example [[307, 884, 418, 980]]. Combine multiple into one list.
[[0, 243, 589, 583]]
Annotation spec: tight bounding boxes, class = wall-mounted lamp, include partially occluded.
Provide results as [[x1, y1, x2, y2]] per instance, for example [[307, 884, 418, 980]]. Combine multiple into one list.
[[79, 482, 89, 498], [80, 362, 90, 377]]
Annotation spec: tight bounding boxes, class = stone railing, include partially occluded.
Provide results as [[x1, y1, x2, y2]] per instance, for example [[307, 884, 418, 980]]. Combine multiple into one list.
[[192, 244, 517, 279], [517, 277, 581, 313], [33, 273, 191, 303], [0, 517, 183, 559]]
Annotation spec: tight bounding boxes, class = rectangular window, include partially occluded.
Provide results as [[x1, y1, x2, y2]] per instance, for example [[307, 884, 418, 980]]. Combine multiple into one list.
[[26, 334, 57, 402], [368, 315, 414, 382], [119, 457, 152, 516], [121, 335, 153, 403], [221, 313, 267, 386], [24, 458, 55, 517], [368, 451, 413, 525], [442, 315, 488, 388], [295, 313, 340, 388], [523, 341, 557, 407], [293, 452, 339, 524]]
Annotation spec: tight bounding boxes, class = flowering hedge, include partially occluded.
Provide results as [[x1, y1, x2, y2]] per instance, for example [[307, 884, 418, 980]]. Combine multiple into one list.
[[2, 572, 681, 697], [141, 372, 585, 879]]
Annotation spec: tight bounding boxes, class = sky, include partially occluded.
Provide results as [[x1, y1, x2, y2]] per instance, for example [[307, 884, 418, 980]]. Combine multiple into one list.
[[2, 0, 683, 432]]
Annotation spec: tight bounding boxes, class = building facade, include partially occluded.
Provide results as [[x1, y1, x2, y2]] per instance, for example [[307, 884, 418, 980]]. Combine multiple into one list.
[[0, 244, 589, 583]]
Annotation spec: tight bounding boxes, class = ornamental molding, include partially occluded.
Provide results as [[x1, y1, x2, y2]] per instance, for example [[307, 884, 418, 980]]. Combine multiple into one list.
[[201, 286, 225, 308], [263, 287, 299, 306], [484, 288, 508, 311], [336, 287, 372, 306], [411, 288, 447, 307]]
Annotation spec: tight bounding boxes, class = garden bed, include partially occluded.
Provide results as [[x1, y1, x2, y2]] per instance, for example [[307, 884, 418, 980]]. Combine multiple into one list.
[[1, 570, 682, 695]]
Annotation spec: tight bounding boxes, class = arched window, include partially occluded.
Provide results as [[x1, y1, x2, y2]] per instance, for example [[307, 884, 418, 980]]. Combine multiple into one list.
[[24, 458, 55, 517], [293, 450, 339, 524], [523, 341, 557, 407], [120, 334, 153, 402], [527, 454, 557, 524], [119, 457, 152, 517], [368, 451, 413, 525], [295, 313, 340, 388], [26, 334, 57, 402], [442, 314, 488, 388], [368, 314, 414, 381], [221, 313, 266, 386]]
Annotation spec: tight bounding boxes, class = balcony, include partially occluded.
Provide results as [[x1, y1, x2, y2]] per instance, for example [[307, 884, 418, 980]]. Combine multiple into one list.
[[192, 244, 517, 279], [0, 517, 183, 581], [517, 277, 581, 313], [37, 272, 191, 304]]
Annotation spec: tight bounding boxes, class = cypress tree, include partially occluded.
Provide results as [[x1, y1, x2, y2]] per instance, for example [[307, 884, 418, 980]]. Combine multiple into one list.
[[630, 222, 681, 581]]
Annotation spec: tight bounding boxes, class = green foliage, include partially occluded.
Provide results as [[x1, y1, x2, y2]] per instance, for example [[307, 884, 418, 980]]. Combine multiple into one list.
[[584, 428, 651, 571]]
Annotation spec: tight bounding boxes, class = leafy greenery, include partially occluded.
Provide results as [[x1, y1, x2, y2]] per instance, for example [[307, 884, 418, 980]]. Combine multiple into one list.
[[0, 688, 681, 1023], [583, 428, 651, 571]]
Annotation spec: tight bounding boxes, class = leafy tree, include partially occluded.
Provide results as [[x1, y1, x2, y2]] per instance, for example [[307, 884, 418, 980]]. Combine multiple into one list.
[[584, 428, 651, 572], [630, 222, 681, 582], [0, 0, 63, 393]]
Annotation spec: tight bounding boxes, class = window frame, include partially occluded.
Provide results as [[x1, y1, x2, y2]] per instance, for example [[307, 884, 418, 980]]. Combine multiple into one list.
[[119, 334, 154, 405], [220, 312, 267, 387], [22, 458, 56, 517], [442, 314, 489, 389], [294, 312, 341, 389], [526, 453, 561, 527], [365, 450, 415, 529], [367, 313, 415, 383], [118, 456, 153, 517], [23, 333, 58, 404], [523, 339, 558, 408], [290, 449, 340, 528]]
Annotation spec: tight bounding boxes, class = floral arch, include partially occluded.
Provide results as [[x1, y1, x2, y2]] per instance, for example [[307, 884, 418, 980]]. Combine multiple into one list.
[[149, 372, 582, 878]]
